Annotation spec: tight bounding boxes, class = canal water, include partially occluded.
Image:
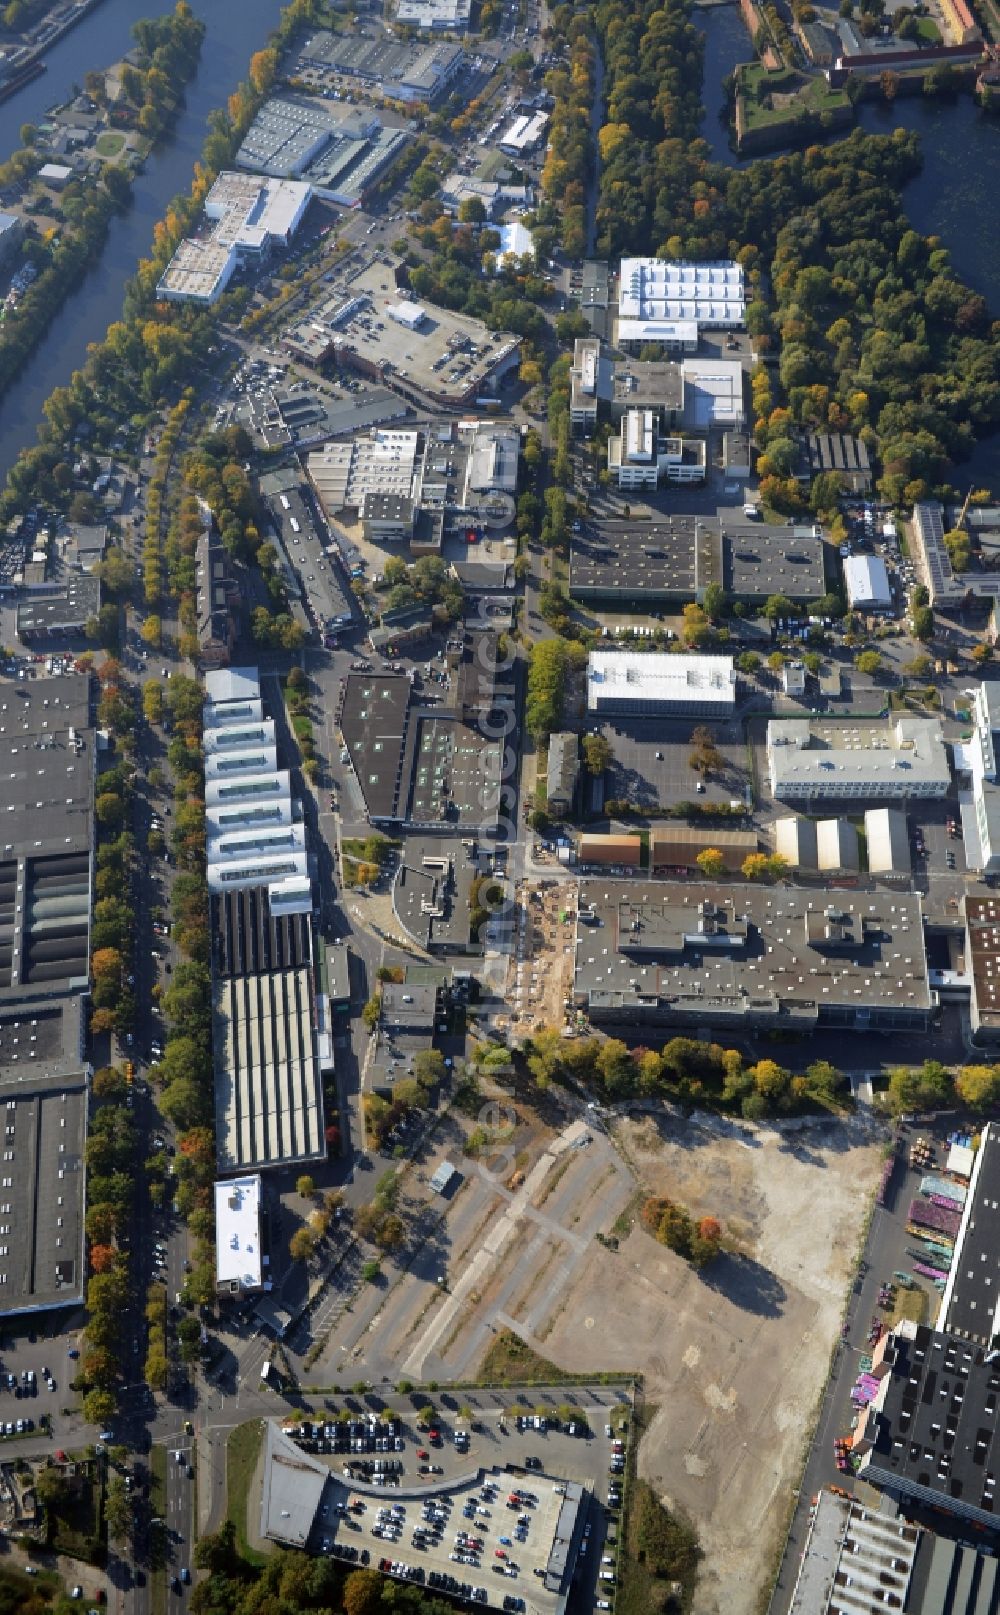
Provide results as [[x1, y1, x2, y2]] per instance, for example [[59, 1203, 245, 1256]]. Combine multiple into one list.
[[694, 2, 1000, 487], [0, 0, 284, 479]]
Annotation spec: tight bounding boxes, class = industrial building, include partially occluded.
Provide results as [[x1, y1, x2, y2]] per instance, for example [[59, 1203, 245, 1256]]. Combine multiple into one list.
[[935, 1121, 1000, 1341], [157, 172, 313, 303], [575, 885, 936, 1033], [773, 815, 859, 873], [587, 650, 736, 718], [0, 675, 96, 1318], [204, 668, 326, 1176], [15, 574, 100, 640], [578, 834, 642, 867], [493, 220, 535, 269], [215, 1174, 265, 1295], [574, 882, 933, 1033], [787, 1489, 919, 1615], [606, 410, 706, 488], [305, 429, 422, 516], [616, 258, 745, 349], [569, 518, 825, 609], [546, 733, 579, 819], [649, 825, 758, 873], [292, 33, 465, 103], [844, 553, 893, 611], [767, 718, 951, 803], [234, 96, 409, 208], [854, 1322, 1000, 1542], [805, 431, 872, 492], [498, 110, 548, 154], [681, 357, 746, 429]]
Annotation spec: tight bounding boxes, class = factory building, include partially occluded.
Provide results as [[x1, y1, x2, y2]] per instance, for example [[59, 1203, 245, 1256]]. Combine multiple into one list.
[[587, 651, 736, 718], [616, 258, 745, 350]]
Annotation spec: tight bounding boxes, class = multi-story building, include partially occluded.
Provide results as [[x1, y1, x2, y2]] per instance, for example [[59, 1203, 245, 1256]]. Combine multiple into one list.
[[767, 717, 951, 803], [953, 681, 1000, 873], [606, 410, 706, 488]]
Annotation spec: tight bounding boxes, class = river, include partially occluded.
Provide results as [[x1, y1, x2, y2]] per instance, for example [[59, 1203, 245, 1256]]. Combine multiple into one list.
[[695, 1, 1000, 486], [0, 0, 284, 479]]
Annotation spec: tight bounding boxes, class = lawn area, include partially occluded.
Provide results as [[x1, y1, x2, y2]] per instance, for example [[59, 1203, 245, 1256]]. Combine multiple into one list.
[[227, 1421, 268, 1565], [890, 1284, 929, 1328], [915, 14, 942, 40], [737, 62, 852, 132], [0, 1563, 59, 1613], [95, 130, 125, 157], [477, 1329, 572, 1386]]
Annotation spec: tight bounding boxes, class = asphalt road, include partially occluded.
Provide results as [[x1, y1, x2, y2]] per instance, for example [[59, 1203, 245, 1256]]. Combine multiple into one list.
[[767, 1114, 961, 1615]]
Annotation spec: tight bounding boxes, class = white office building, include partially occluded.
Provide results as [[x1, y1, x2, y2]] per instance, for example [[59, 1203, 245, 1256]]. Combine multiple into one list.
[[953, 680, 1000, 873], [606, 409, 706, 488], [157, 173, 312, 304], [768, 717, 951, 802], [214, 1175, 265, 1293]]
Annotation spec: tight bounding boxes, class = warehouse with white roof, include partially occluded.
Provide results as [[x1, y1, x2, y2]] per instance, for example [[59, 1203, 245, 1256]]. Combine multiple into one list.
[[844, 553, 893, 611], [617, 257, 745, 350], [587, 650, 736, 717]]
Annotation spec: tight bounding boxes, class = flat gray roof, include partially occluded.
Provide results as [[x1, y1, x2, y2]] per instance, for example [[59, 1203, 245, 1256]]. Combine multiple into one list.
[[16, 576, 100, 635], [260, 1421, 330, 1547], [392, 842, 478, 951], [340, 674, 412, 822], [575, 879, 932, 1030], [0, 1063, 88, 1316]]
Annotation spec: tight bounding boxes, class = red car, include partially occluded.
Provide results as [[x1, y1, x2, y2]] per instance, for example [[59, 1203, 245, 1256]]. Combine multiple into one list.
[[495, 1550, 507, 1560], [416, 1448, 429, 1459]]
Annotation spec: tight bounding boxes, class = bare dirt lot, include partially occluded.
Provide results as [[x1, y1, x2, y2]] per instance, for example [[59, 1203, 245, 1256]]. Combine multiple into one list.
[[533, 1107, 883, 1615], [308, 1084, 880, 1615]]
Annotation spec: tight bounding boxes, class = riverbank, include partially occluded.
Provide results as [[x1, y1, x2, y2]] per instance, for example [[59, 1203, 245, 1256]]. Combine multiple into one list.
[[0, 4, 204, 408], [0, 0, 105, 104]]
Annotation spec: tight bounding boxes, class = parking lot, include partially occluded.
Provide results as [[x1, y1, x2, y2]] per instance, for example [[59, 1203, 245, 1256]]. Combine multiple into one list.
[[600, 718, 751, 814], [272, 1399, 632, 1615]]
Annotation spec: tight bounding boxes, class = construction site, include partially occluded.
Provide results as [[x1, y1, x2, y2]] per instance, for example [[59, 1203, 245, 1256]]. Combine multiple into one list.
[[504, 879, 579, 1036]]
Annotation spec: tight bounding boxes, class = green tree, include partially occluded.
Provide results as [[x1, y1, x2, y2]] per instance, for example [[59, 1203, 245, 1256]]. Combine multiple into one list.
[[855, 650, 883, 677], [82, 1388, 117, 1426], [582, 733, 612, 775], [955, 1063, 1000, 1111], [289, 1226, 317, 1263]]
